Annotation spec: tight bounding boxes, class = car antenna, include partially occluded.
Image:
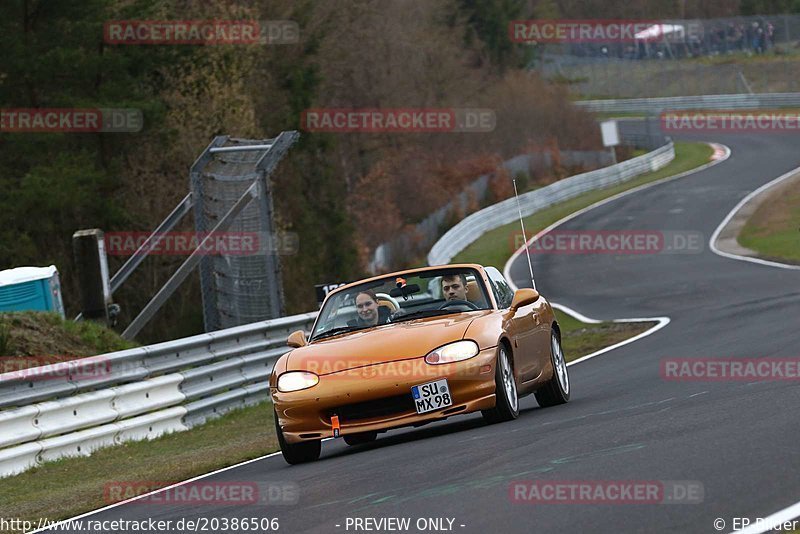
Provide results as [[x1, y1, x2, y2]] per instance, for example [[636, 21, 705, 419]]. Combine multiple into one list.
[[512, 177, 536, 291]]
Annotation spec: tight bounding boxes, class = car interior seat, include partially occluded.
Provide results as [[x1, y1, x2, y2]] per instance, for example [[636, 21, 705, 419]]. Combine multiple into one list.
[[376, 293, 398, 313], [465, 280, 481, 303]]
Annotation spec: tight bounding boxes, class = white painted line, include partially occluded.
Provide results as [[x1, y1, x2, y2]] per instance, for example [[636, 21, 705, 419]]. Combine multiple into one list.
[[728, 499, 800, 534], [689, 391, 708, 398], [552, 302, 671, 368], [709, 164, 800, 271], [29, 449, 284, 533]]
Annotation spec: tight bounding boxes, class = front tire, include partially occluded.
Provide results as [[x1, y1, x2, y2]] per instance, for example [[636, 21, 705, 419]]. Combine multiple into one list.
[[274, 409, 321, 464], [535, 329, 570, 407], [482, 344, 519, 424]]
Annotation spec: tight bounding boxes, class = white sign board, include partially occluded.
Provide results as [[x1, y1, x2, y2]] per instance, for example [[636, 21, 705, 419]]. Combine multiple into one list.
[[600, 120, 620, 147]]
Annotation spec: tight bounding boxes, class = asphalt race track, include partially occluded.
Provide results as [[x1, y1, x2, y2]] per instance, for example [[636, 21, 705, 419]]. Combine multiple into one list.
[[43, 123, 800, 533]]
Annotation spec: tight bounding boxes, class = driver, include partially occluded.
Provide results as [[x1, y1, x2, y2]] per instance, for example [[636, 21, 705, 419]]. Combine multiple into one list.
[[348, 290, 390, 327], [441, 273, 468, 302]]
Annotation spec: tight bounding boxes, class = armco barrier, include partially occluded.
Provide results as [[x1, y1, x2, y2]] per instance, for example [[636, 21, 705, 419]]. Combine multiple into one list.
[[575, 92, 800, 114], [427, 141, 675, 266], [0, 312, 317, 478]]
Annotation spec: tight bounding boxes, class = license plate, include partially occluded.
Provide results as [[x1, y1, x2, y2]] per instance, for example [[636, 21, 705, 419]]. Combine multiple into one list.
[[411, 378, 452, 414]]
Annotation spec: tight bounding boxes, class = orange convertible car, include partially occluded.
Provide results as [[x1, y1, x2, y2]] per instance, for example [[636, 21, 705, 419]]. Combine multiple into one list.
[[270, 264, 570, 464]]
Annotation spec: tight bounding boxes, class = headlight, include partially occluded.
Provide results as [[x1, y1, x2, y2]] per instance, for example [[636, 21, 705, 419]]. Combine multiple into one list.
[[425, 340, 479, 365], [277, 371, 319, 392]]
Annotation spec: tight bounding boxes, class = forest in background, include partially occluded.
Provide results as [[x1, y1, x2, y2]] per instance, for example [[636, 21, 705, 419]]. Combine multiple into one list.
[[1, 0, 797, 342]]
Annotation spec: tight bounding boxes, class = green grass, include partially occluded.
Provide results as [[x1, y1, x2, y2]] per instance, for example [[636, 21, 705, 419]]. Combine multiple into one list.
[[0, 402, 279, 533], [740, 228, 800, 262], [738, 176, 800, 264], [453, 141, 713, 269]]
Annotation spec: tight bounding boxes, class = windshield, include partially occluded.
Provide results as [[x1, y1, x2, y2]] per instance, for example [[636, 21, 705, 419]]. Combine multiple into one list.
[[310, 267, 491, 341]]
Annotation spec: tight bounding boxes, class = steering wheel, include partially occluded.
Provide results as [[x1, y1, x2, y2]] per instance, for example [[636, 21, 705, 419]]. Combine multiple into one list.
[[438, 299, 479, 310]]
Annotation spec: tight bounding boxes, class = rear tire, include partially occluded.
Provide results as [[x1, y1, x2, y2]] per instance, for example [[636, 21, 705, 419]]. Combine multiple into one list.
[[343, 431, 378, 446], [535, 329, 570, 407], [274, 409, 321, 464], [482, 344, 519, 424]]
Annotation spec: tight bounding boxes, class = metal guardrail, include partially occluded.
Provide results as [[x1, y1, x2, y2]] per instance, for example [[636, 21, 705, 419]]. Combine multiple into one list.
[[427, 142, 675, 266], [0, 312, 317, 478], [575, 92, 800, 113]]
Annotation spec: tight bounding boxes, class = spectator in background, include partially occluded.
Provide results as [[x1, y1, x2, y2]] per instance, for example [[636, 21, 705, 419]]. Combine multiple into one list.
[[766, 22, 775, 50], [752, 22, 763, 53]]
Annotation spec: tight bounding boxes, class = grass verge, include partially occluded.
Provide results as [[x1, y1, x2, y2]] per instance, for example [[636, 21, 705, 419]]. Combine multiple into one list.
[[0, 311, 136, 363], [0, 402, 279, 533], [738, 175, 800, 264]]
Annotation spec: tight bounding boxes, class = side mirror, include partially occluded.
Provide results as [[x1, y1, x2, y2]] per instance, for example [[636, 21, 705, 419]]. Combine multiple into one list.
[[287, 330, 307, 348], [510, 288, 540, 310]]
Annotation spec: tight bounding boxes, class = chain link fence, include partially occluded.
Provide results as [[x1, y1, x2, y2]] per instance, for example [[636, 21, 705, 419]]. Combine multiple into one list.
[[190, 134, 297, 332], [535, 14, 800, 98]]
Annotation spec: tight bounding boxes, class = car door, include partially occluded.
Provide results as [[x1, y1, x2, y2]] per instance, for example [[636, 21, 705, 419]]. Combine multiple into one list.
[[484, 267, 548, 383]]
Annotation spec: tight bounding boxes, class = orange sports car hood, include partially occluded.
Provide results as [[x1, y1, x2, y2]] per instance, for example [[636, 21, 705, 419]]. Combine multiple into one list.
[[288, 311, 493, 374]]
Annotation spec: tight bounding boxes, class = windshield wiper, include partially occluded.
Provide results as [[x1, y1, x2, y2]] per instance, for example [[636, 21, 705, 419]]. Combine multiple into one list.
[[311, 326, 365, 341], [390, 309, 456, 323]]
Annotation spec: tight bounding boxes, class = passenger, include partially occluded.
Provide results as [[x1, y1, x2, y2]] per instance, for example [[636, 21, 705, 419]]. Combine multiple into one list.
[[441, 273, 468, 302], [349, 290, 390, 327]]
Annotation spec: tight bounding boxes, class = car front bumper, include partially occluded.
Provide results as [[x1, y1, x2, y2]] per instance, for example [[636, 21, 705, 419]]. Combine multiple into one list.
[[272, 347, 498, 443]]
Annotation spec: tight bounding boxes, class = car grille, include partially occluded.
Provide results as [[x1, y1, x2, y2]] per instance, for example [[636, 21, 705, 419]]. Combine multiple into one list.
[[329, 394, 416, 422]]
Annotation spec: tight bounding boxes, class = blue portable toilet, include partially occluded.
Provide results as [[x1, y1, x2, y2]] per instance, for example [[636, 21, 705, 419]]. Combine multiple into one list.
[[0, 265, 65, 318]]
